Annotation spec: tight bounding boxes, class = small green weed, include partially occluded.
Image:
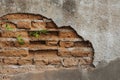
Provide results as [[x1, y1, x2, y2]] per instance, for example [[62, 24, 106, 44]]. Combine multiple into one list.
[[16, 35, 25, 45], [29, 30, 48, 38], [5, 24, 14, 31]]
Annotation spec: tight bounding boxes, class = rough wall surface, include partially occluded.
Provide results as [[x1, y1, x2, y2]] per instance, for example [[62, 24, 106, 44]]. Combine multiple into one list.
[[12, 59, 120, 80], [0, 13, 94, 80], [0, 0, 120, 65], [0, 0, 120, 80]]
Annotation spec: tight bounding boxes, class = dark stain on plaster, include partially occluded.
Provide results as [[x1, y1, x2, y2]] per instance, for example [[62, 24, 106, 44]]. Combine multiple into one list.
[[62, 0, 77, 15], [50, 0, 60, 5]]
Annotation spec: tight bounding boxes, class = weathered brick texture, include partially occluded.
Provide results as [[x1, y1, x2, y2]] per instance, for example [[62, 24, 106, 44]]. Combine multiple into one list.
[[0, 13, 94, 79]]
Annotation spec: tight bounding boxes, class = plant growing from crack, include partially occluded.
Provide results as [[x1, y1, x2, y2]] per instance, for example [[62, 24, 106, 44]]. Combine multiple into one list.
[[5, 24, 14, 31], [29, 30, 48, 38], [16, 35, 25, 45]]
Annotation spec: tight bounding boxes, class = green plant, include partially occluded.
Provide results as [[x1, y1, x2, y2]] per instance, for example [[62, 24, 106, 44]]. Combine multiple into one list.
[[5, 24, 14, 31], [16, 35, 25, 45], [29, 29, 48, 38], [39, 30, 48, 34]]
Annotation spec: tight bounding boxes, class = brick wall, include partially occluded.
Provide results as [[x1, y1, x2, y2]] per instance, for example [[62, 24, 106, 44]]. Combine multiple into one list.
[[0, 13, 94, 80]]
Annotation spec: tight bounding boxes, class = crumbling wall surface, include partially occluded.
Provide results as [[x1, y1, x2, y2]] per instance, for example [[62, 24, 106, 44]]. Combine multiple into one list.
[[0, 0, 120, 65], [0, 13, 94, 80], [0, 0, 120, 80]]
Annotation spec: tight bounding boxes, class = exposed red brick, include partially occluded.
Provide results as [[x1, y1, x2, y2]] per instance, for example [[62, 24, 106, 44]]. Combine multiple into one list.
[[30, 50, 58, 59], [34, 59, 48, 65], [58, 48, 71, 57], [79, 58, 93, 65], [31, 50, 61, 65], [3, 58, 18, 65], [0, 31, 28, 38], [0, 13, 94, 71], [74, 41, 92, 47], [59, 41, 74, 48], [0, 58, 3, 64], [0, 40, 29, 48], [48, 58, 61, 65], [46, 21, 57, 29], [31, 21, 46, 30], [46, 40, 58, 46], [18, 57, 32, 65], [71, 47, 93, 57], [0, 49, 28, 57], [59, 31, 79, 38], [17, 21, 31, 29], [0, 22, 16, 31], [63, 58, 78, 67]]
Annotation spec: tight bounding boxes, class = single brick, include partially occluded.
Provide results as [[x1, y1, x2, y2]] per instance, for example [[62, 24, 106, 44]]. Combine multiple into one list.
[[48, 58, 61, 65], [3, 58, 18, 65], [14, 40, 29, 47], [18, 57, 32, 65], [46, 40, 58, 46], [74, 41, 92, 47], [63, 58, 78, 67], [59, 41, 74, 48], [46, 21, 57, 29], [0, 49, 28, 57], [30, 50, 58, 59], [79, 58, 93, 65], [1, 31, 28, 38], [34, 59, 48, 65], [17, 21, 31, 29], [0, 22, 16, 31], [58, 48, 71, 57], [70, 47, 93, 57], [0, 40, 29, 48], [59, 31, 79, 38], [31, 21, 46, 30]]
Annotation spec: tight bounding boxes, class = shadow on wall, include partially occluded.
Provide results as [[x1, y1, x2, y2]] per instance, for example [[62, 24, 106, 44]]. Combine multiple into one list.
[[88, 58, 120, 80], [12, 58, 120, 80]]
